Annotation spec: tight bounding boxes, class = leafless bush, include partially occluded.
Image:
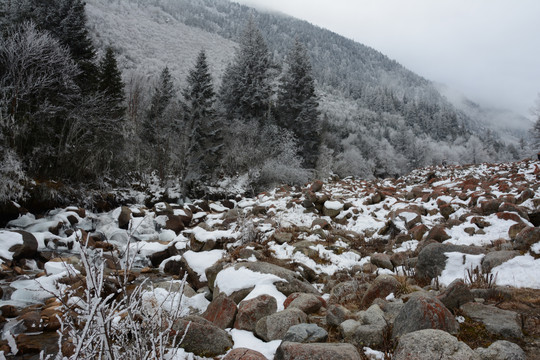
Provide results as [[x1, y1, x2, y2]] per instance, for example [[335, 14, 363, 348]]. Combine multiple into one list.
[[465, 265, 497, 289], [43, 234, 190, 359]]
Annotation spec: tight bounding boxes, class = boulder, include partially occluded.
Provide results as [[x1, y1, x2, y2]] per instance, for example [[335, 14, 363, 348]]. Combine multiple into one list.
[[479, 199, 501, 215], [118, 206, 132, 230], [393, 329, 479, 360], [481, 250, 520, 273], [223, 348, 267, 360], [339, 304, 387, 348], [409, 224, 428, 241], [172, 316, 233, 357], [323, 200, 344, 218], [18, 310, 44, 332], [513, 227, 540, 251], [162, 257, 184, 276], [9, 230, 38, 260], [284, 293, 324, 314], [234, 294, 277, 332], [310, 180, 324, 193], [460, 303, 522, 339], [202, 293, 237, 329], [415, 243, 485, 285], [326, 304, 354, 326], [149, 245, 180, 267], [275, 342, 362, 360], [282, 323, 328, 343], [475, 340, 526, 360], [255, 308, 308, 341], [425, 225, 451, 242], [273, 232, 293, 244], [361, 274, 400, 308], [392, 296, 458, 339], [231, 262, 319, 297], [437, 279, 474, 310], [370, 253, 394, 271], [165, 214, 185, 235]]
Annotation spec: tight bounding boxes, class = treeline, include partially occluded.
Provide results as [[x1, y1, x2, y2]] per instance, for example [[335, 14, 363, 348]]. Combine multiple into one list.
[[0, 1, 320, 200], [0, 0, 527, 203]]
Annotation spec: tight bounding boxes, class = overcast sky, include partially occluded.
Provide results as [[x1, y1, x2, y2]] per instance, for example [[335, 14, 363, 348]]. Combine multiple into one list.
[[234, 0, 540, 117]]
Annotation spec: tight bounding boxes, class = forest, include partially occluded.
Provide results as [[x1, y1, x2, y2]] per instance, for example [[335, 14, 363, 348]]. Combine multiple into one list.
[[0, 0, 534, 205]]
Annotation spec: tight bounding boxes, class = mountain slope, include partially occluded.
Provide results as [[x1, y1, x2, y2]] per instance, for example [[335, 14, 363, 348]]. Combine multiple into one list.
[[85, 0, 236, 83]]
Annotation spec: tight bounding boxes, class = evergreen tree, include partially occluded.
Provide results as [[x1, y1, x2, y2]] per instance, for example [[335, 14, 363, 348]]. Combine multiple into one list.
[[144, 66, 175, 145], [219, 19, 271, 121], [181, 50, 219, 186], [277, 40, 320, 169], [5, 0, 99, 92], [98, 47, 125, 119], [59, 0, 99, 93]]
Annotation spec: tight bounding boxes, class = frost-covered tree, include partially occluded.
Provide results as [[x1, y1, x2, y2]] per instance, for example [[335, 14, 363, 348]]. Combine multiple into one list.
[[0, 22, 80, 176], [219, 19, 271, 121], [141, 66, 177, 179], [2, 0, 99, 92], [180, 50, 220, 190], [277, 40, 320, 169], [144, 66, 175, 145], [98, 47, 125, 119]]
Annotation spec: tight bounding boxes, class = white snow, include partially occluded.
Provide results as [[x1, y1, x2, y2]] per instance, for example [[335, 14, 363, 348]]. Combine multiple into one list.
[[439, 252, 485, 287], [187, 227, 237, 243], [182, 250, 225, 282], [491, 254, 540, 288], [324, 200, 343, 210], [0, 231, 23, 262], [214, 267, 287, 310], [363, 347, 385, 360], [226, 329, 281, 359]]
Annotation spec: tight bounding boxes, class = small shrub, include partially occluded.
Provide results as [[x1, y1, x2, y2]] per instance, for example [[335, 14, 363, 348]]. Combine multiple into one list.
[[465, 265, 497, 289]]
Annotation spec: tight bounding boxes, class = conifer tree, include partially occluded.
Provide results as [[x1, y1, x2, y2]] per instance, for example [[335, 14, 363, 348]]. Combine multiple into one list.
[[278, 40, 320, 169], [181, 50, 219, 185], [144, 66, 175, 145], [219, 19, 271, 121], [98, 47, 125, 119]]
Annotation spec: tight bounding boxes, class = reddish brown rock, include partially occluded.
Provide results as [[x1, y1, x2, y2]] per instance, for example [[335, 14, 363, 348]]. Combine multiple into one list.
[[223, 348, 267, 360], [203, 293, 238, 329], [284, 293, 325, 314], [361, 274, 400, 308], [118, 206, 132, 230], [425, 225, 451, 242], [439, 204, 456, 220], [0, 305, 19, 318], [479, 199, 501, 215], [496, 212, 524, 224], [392, 296, 458, 338], [409, 224, 428, 241], [18, 310, 44, 332], [370, 253, 394, 271], [234, 294, 277, 332], [165, 214, 185, 235], [310, 180, 324, 193], [514, 227, 540, 251]]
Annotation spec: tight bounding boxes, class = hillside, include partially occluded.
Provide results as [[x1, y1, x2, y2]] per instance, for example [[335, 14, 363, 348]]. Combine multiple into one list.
[[81, 0, 530, 181], [0, 159, 539, 358]]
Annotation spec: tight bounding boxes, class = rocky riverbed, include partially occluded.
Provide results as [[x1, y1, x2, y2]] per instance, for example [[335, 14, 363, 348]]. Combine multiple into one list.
[[0, 160, 539, 359]]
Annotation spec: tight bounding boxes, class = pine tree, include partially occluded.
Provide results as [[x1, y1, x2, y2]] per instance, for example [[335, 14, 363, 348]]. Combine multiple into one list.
[[219, 19, 271, 121], [7, 0, 99, 92], [181, 50, 219, 186], [98, 47, 125, 119], [144, 66, 175, 145], [59, 0, 99, 93], [277, 40, 320, 169]]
